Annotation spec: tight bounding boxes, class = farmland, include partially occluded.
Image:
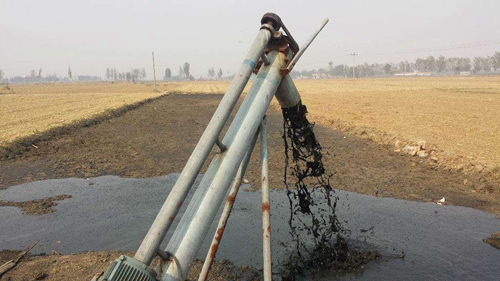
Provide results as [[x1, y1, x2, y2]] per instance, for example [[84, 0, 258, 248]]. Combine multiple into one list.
[[1, 77, 499, 204], [0, 82, 229, 146], [2, 77, 499, 171], [1, 77, 500, 280]]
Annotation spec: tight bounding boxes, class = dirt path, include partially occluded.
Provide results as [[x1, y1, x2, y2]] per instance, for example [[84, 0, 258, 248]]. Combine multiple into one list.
[[1, 93, 498, 213]]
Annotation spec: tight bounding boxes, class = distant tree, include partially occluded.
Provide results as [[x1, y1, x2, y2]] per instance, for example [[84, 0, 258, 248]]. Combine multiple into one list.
[[68, 67, 73, 79], [333, 64, 344, 76], [425, 56, 436, 72], [126, 72, 131, 81], [492, 52, 500, 71], [383, 63, 392, 74], [106, 67, 110, 80], [38, 68, 42, 78], [0, 69, 4, 81], [141, 68, 147, 80], [178, 66, 183, 78], [437, 56, 446, 73], [131, 68, 140, 82], [328, 61, 334, 76], [414, 58, 426, 72], [30, 70, 36, 78], [113, 68, 118, 80], [183, 62, 191, 78], [404, 61, 412, 72], [164, 68, 171, 80], [290, 70, 300, 78], [461, 58, 472, 72], [473, 57, 482, 72], [398, 61, 406, 73], [482, 57, 492, 72], [208, 67, 215, 79], [217, 68, 223, 79]]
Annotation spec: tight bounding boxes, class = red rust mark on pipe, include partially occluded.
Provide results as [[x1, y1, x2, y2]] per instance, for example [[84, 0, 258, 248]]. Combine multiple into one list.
[[168, 216, 174, 222], [209, 243, 219, 259], [227, 195, 236, 204], [177, 200, 183, 209], [263, 225, 271, 235], [209, 227, 225, 259], [262, 176, 266, 182], [262, 202, 270, 212], [215, 227, 224, 242]]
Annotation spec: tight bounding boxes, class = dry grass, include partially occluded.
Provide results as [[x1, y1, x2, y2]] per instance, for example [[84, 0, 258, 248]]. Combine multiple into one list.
[[287, 77, 500, 169], [0, 81, 229, 146]]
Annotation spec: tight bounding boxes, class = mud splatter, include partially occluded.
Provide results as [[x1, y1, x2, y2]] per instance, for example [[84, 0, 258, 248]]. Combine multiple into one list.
[[281, 101, 376, 279], [0, 195, 72, 215]]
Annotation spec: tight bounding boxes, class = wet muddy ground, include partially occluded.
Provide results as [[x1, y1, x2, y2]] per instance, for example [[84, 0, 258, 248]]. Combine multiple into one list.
[[1, 175, 500, 280]]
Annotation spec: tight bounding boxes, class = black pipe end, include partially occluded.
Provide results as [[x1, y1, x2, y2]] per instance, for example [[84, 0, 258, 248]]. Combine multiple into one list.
[[261, 12, 281, 31]]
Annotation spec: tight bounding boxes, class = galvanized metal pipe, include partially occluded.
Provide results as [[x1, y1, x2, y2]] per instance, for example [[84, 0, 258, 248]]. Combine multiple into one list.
[[162, 50, 289, 281], [163, 52, 271, 261], [197, 130, 259, 281], [275, 74, 301, 108], [134, 25, 274, 265], [286, 18, 329, 72], [260, 116, 272, 281]]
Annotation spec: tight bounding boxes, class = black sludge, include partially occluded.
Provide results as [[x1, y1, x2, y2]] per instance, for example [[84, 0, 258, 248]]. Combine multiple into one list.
[[281, 102, 374, 279]]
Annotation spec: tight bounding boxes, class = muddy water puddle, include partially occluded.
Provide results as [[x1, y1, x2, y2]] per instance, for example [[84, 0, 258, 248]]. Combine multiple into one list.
[[1, 175, 499, 280]]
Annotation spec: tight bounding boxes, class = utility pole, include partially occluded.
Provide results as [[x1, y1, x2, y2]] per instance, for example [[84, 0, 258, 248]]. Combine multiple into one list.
[[152, 52, 158, 92], [351, 52, 358, 79]]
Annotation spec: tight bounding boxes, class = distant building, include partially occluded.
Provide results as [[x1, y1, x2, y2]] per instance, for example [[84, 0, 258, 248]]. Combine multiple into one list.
[[394, 72, 431, 77]]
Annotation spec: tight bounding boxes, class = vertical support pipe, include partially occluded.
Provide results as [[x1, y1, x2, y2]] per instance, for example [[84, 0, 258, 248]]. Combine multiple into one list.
[[162, 50, 290, 281], [197, 130, 259, 281], [260, 116, 272, 281], [134, 26, 273, 265]]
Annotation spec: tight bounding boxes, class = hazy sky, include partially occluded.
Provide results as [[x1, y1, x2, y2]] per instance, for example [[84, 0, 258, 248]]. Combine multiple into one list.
[[1, 0, 499, 78]]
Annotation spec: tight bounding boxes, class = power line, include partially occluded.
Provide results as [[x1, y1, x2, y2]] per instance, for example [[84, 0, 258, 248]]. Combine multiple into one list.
[[295, 38, 500, 69], [359, 39, 500, 56]]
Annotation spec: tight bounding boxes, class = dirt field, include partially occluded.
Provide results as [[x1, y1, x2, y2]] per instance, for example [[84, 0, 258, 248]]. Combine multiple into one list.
[[3, 77, 498, 173], [2, 92, 499, 210], [292, 77, 500, 176], [1, 78, 500, 280]]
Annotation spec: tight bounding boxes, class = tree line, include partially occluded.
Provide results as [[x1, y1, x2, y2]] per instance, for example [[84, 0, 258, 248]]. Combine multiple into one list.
[[105, 67, 147, 82], [2, 51, 499, 83], [292, 51, 500, 78], [163, 62, 195, 81], [163, 64, 224, 81], [1, 66, 102, 84]]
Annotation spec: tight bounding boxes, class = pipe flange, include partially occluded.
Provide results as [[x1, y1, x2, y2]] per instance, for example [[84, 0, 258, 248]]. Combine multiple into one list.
[[261, 12, 281, 31]]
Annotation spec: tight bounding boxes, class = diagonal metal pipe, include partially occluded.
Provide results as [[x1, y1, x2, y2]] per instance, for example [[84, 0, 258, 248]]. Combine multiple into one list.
[[134, 24, 274, 265], [162, 49, 291, 281]]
